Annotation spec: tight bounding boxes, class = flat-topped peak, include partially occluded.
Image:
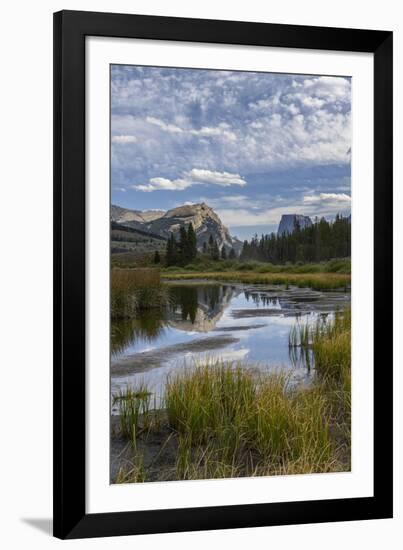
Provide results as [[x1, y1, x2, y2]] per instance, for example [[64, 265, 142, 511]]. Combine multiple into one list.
[[278, 214, 312, 235]]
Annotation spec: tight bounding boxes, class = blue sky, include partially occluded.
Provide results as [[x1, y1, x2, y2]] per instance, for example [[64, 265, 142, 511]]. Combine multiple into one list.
[[111, 65, 351, 239]]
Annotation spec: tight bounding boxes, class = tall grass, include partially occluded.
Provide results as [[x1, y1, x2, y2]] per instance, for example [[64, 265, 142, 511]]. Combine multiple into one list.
[[289, 322, 311, 348], [312, 309, 351, 382], [115, 456, 147, 483], [112, 384, 154, 445], [162, 270, 350, 291], [164, 362, 338, 479], [166, 363, 256, 445], [290, 309, 351, 452], [111, 268, 170, 319]]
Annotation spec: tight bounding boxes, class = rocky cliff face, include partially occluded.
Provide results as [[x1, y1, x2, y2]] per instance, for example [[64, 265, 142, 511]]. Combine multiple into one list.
[[277, 214, 312, 235], [112, 202, 241, 252], [110, 204, 164, 225], [150, 203, 238, 251]]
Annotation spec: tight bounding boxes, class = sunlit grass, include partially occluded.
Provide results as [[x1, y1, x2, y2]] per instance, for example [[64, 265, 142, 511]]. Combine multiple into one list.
[[112, 383, 160, 445], [164, 363, 335, 479], [162, 270, 350, 291], [111, 268, 171, 320], [115, 456, 147, 483]]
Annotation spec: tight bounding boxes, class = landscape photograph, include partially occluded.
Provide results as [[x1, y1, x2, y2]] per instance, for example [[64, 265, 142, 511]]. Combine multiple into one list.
[[110, 64, 352, 484]]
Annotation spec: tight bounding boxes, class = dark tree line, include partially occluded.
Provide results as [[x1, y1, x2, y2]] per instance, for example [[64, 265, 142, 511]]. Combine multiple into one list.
[[165, 226, 238, 266], [240, 214, 351, 264], [202, 234, 237, 262], [165, 223, 197, 266]]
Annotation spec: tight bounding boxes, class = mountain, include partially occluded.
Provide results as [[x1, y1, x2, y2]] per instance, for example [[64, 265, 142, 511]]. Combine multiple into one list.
[[277, 214, 312, 235], [111, 204, 165, 225], [110, 221, 167, 256], [111, 202, 241, 252]]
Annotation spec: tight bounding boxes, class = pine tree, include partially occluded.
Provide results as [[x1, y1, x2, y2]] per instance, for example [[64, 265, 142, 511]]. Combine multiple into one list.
[[165, 234, 172, 266], [239, 213, 350, 264], [153, 250, 161, 264], [165, 233, 177, 266], [211, 240, 220, 261], [208, 234, 214, 254], [202, 241, 207, 254], [179, 225, 188, 264], [187, 222, 197, 262], [229, 248, 236, 260], [221, 246, 227, 260]]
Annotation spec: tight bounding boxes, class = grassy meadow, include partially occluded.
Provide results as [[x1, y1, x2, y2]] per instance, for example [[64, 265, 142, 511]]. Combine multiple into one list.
[[161, 257, 350, 290], [161, 270, 349, 291]]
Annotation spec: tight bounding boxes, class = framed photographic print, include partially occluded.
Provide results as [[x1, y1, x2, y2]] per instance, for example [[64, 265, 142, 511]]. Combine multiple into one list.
[[54, 10, 393, 539]]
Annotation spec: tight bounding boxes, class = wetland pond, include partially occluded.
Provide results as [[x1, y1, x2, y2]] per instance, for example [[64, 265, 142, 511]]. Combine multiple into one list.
[[111, 281, 350, 412]]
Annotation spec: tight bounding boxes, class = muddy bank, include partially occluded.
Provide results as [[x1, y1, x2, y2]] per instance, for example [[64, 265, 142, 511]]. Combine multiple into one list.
[[231, 308, 296, 318], [111, 334, 240, 375], [212, 324, 266, 332], [110, 415, 178, 483]]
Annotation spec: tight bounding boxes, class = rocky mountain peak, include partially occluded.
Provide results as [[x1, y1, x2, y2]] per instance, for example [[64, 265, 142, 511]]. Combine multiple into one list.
[[111, 204, 164, 224], [111, 202, 241, 252], [277, 214, 313, 235]]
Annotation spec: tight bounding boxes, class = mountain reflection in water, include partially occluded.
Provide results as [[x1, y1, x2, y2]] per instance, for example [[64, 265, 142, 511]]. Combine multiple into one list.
[[111, 282, 350, 383]]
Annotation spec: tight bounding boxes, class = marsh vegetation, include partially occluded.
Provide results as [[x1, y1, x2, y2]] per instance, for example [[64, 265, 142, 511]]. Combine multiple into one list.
[[111, 268, 170, 320], [110, 267, 351, 483], [113, 307, 351, 482]]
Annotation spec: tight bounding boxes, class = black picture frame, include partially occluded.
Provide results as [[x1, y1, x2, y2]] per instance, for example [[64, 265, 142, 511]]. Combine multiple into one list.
[[53, 9, 393, 539]]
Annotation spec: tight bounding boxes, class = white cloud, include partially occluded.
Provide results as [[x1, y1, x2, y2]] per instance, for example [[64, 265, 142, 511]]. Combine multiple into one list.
[[146, 116, 183, 134], [303, 192, 351, 204], [302, 76, 351, 102], [187, 169, 246, 187], [111, 67, 351, 187], [217, 192, 351, 228], [217, 207, 294, 227], [192, 125, 236, 141], [132, 169, 247, 192], [146, 116, 236, 141], [112, 135, 137, 143], [134, 177, 191, 192], [200, 195, 250, 209]]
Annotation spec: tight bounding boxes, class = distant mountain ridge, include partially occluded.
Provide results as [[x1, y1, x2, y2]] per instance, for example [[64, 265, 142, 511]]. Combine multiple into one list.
[[111, 204, 165, 225], [111, 202, 242, 252], [277, 214, 313, 235], [277, 213, 351, 236]]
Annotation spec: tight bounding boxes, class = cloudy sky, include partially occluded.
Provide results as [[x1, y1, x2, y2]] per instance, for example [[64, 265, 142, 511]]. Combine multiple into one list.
[[111, 65, 351, 239]]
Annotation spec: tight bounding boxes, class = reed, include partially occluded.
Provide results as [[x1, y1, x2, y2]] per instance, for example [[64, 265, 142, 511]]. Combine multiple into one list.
[[289, 308, 351, 459], [112, 384, 153, 445], [165, 362, 256, 445], [164, 362, 336, 479], [313, 309, 350, 377], [115, 455, 146, 483], [111, 268, 170, 319]]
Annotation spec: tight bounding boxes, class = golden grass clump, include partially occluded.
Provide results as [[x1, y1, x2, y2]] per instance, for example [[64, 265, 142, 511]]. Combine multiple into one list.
[[111, 268, 170, 319], [164, 362, 337, 479]]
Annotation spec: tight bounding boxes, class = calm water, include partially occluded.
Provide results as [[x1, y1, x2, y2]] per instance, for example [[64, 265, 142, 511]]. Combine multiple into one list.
[[111, 282, 350, 411]]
